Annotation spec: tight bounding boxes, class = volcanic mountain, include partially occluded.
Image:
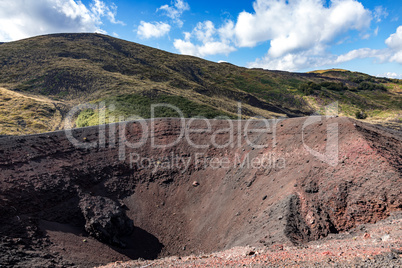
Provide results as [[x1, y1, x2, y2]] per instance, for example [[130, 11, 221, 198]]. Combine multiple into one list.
[[0, 33, 401, 136]]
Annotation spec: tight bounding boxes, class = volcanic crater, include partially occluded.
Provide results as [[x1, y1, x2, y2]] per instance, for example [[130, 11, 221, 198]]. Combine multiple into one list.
[[0, 116, 401, 267]]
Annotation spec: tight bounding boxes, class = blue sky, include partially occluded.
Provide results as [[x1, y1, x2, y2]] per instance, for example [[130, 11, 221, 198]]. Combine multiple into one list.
[[1, 0, 402, 78]]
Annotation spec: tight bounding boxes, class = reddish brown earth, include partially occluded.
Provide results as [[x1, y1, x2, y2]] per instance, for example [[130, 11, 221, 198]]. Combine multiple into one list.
[[0, 116, 401, 267], [99, 212, 402, 267]]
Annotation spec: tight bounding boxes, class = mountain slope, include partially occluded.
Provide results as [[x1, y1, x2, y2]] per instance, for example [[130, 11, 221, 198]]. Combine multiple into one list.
[[0, 87, 63, 135], [0, 33, 401, 135]]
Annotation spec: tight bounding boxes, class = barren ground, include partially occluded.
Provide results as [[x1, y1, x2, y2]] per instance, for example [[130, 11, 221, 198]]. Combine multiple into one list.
[[0, 117, 401, 267]]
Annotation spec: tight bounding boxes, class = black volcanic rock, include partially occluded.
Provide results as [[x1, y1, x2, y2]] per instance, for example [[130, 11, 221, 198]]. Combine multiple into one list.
[[79, 194, 134, 247]]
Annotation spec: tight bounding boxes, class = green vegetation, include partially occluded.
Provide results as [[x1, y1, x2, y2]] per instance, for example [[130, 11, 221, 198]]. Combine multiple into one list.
[[76, 94, 234, 127], [355, 110, 368, 119], [299, 82, 321, 95], [356, 81, 386, 91]]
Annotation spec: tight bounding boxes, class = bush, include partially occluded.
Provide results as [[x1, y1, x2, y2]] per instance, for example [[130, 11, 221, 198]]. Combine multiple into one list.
[[355, 110, 367, 119], [357, 81, 386, 91], [320, 82, 347, 91], [299, 82, 320, 95], [350, 76, 375, 83]]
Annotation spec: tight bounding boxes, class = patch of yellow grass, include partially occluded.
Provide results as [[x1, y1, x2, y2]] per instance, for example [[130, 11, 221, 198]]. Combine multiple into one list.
[[0, 87, 62, 135], [308, 69, 349, 74]]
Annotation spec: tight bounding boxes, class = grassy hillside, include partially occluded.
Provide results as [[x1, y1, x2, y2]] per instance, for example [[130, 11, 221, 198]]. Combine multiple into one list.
[[0, 33, 401, 135], [0, 87, 62, 135], [75, 94, 236, 127]]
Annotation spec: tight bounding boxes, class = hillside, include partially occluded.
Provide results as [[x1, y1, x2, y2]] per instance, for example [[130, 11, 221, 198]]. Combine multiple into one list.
[[0, 33, 401, 135]]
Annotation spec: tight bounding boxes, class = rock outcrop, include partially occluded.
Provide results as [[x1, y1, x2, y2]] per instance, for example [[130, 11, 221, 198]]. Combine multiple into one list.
[[79, 194, 134, 247]]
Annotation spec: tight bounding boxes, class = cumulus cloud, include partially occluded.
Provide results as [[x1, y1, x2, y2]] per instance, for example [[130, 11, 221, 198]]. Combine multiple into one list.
[[257, 24, 402, 71], [243, 2, 402, 71], [251, 24, 402, 72], [173, 21, 236, 57], [137, 21, 171, 39], [385, 26, 402, 64], [240, 0, 372, 70], [235, 0, 370, 53], [173, 0, 378, 70], [377, 72, 402, 78], [218, 20, 236, 43], [0, 0, 124, 42], [334, 48, 380, 63], [385, 26, 402, 50], [194, 21, 216, 43], [158, 0, 190, 27], [249, 49, 335, 71], [91, 0, 125, 26], [174, 39, 237, 57], [323, 25, 402, 67]]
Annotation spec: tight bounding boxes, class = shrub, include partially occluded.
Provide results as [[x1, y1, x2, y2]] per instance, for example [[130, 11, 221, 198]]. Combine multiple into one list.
[[355, 110, 367, 119], [357, 81, 386, 91], [320, 82, 347, 91], [299, 82, 320, 95]]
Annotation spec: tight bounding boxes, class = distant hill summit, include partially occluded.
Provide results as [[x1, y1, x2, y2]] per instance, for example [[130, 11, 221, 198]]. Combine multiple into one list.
[[0, 33, 401, 135], [309, 68, 349, 74]]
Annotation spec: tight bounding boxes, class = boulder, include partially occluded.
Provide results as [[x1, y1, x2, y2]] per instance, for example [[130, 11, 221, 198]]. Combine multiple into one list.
[[79, 194, 134, 247]]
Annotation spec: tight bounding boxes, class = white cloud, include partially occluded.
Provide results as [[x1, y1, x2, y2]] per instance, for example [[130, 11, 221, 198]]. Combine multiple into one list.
[[194, 21, 216, 43], [325, 26, 402, 66], [389, 50, 402, 64], [235, 0, 370, 49], [253, 24, 402, 71], [218, 20, 236, 42], [385, 26, 402, 50], [174, 39, 237, 57], [373, 6, 388, 23], [91, 0, 125, 26], [236, 0, 371, 66], [249, 49, 335, 72], [173, 0, 374, 66], [374, 26, 379, 36], [174, 0, 402, 71], [173, 21, 236, 57], [335, 48, 380, 63], [377, 72, 402, 78], [158, 0, 190, 27], [0, 0, 124, 42], [237, 1, 402, 71], [137, 21, 171, 39], [385, 26, 402, 64]]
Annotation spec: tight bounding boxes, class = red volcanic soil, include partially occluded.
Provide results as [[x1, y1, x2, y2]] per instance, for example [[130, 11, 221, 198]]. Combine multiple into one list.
[[0, 117, 401, 267], [100, 212, 402, 267]]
